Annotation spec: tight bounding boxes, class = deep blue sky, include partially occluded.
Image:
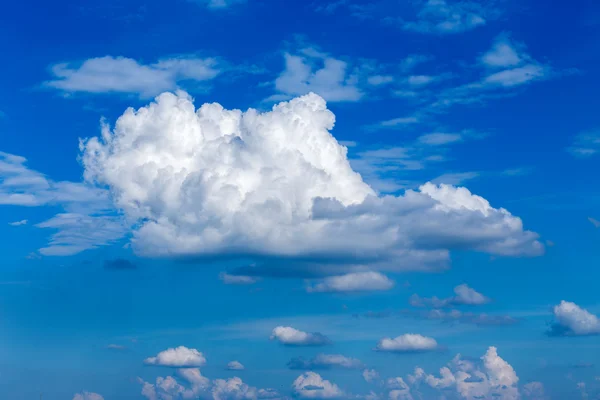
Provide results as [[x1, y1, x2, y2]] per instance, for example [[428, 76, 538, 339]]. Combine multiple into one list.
[[1, 1, 600, 399]]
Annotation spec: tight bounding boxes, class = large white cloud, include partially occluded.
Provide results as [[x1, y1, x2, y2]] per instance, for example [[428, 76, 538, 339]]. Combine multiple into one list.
[[306, 272, 394, 293], [270, 326, 331, 346], [548, 301, 600, 336], [79, 91, 542, 271], [144, 346, 207, 367], [292, 372, 343, 399], [375, 334, 438, 353]]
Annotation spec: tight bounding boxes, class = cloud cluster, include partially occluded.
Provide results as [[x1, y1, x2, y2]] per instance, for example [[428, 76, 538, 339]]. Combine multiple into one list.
[[270, 326, 331, 346], [292, 372, 343, 399], [144, 346, 207, 367], [45, 56, 220, 98], [409, 284, 490, 308], [306, 272, 394, 293], [568, 131, 600, 158], [548, 301, 600, 337], [375, 334, 438, 353], [287, 354, 363, 370], [400, 0, 493, 34], [80, 91, 542, 274]]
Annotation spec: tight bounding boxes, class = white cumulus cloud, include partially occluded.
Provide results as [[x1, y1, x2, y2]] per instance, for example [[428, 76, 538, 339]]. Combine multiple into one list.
[[375, 334, 438, 353], [144, 346, 207, 367], [293, 372, 343, 399], [306, 271, 394, 293], [227, 361, 245, 370], [79, 91, 543, 273], [548, 300, 600, 336], [270, 326, 331, 346]]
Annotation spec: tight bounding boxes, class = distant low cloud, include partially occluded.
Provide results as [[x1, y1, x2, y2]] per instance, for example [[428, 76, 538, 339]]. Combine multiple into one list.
[[399, 0, 495, 34], [224, 361, 245, 371], [569, 131, 600, 158], [375, 334, 438, 353], [219, 272, 258, 285], [73, 392, 104, 400], [104, 258, 137, 270], [45, 55, 220, 98], [144, 346, 207, 367], [270, 326, 331, 346], [410, 284, 490, 308], [548, 301, 600, 337], [8, 219, 27, 226], [306, 271, 394, 293], [288, 354, 363, 370], [293, 372, 344, 399]]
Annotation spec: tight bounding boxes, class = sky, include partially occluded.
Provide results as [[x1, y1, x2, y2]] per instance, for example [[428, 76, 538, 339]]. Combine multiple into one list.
[[1, 0, 600, 399]]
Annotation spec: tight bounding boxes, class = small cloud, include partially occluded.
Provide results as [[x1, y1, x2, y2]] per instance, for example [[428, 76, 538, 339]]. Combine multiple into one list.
[[270, 326, 331, 346], [288, 354, 363, 370], [369, 116, 419, 130], [190, 0, 246, 9], [219, 272, 259, 285], [418, 132, 463, 146], [588, 217, 600, 228], [73, 392, 104, 400], [227, 360, 245, 370], [8, 219, 27, 226], [362, 369, 380, 383], [106, 344, 127, 351], [410, 284, 490, 307], [375, 333, 438, 353], [104, 258, 137, 270], [144, 346, 207, 367], [400, 0, 492, 35], [431, 172, 480, 186], [306, 271, 394, 293], [547, 301, 600, 337]]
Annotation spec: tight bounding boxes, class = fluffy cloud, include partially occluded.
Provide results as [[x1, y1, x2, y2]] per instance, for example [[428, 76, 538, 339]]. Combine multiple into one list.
[[144, 346, 207, 367], [212, 377, 257, 400], [410, 346, 520, 399], [227, 361, 245, 370], [270, 326, 331, 346], [79, 91, 542, 273], [73, 393, 104, 400], [548, 301, 600, 336], [269, 48, 364, 102], [375, 334, 438, 353], [409, 284, 490, 308], [288, 354, 363, 370], [45, 56, 220, 98], [363, 369, 380, 383], [306, 272, 394, 293], [140, 368, 211, 400], [292, 372, 343, 399]]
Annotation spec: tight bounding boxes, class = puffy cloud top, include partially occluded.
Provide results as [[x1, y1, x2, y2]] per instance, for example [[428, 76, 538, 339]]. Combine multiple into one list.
[[549, 300, 600, 336], [306, 272, 394, 293], [292, 372, 343, 399], [270, 326, 331, 346], [376, 334, 438, 353], [80, 91, 542, 270], [144, 346, 207, 367]]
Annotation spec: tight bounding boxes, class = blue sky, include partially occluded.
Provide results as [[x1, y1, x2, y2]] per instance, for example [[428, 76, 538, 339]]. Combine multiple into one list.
[[1, 0, 600, 399]]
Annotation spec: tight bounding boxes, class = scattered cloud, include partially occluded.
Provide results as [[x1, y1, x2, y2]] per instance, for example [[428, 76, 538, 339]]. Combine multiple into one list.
[[418, 132, 463, 146], [589, 217, 600, 228], [568, 131, 600, 158], [288, 354, 363, 370], [45, 55, 220, 98], [401, 308, 518, 326], [144, 346, 207, 367], [8, 219, 27, 226], [363, 369, 381, 384], [73, 393, 104, 400], [293, 372, 344, 399], [409, 284, 490, 308], [431, 171, 480, 186], [190, 0, 246, 9], [219, 272, 259, 285], [270, 326, 331, 346], [523, 381, 546, 399], [140, 368, 211, 400], [548, 301, 600, 337], [375, 333, 438, 353], [104, 258, 137, 270], [399, 0, 495, 35], [106, 344, 127, 351], [226, 361, 245, 370], [306, 271, 395, 293]]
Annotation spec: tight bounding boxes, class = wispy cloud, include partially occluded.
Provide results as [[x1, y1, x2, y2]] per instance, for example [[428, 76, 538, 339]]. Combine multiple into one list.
[[568, 131, 600, 158]]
